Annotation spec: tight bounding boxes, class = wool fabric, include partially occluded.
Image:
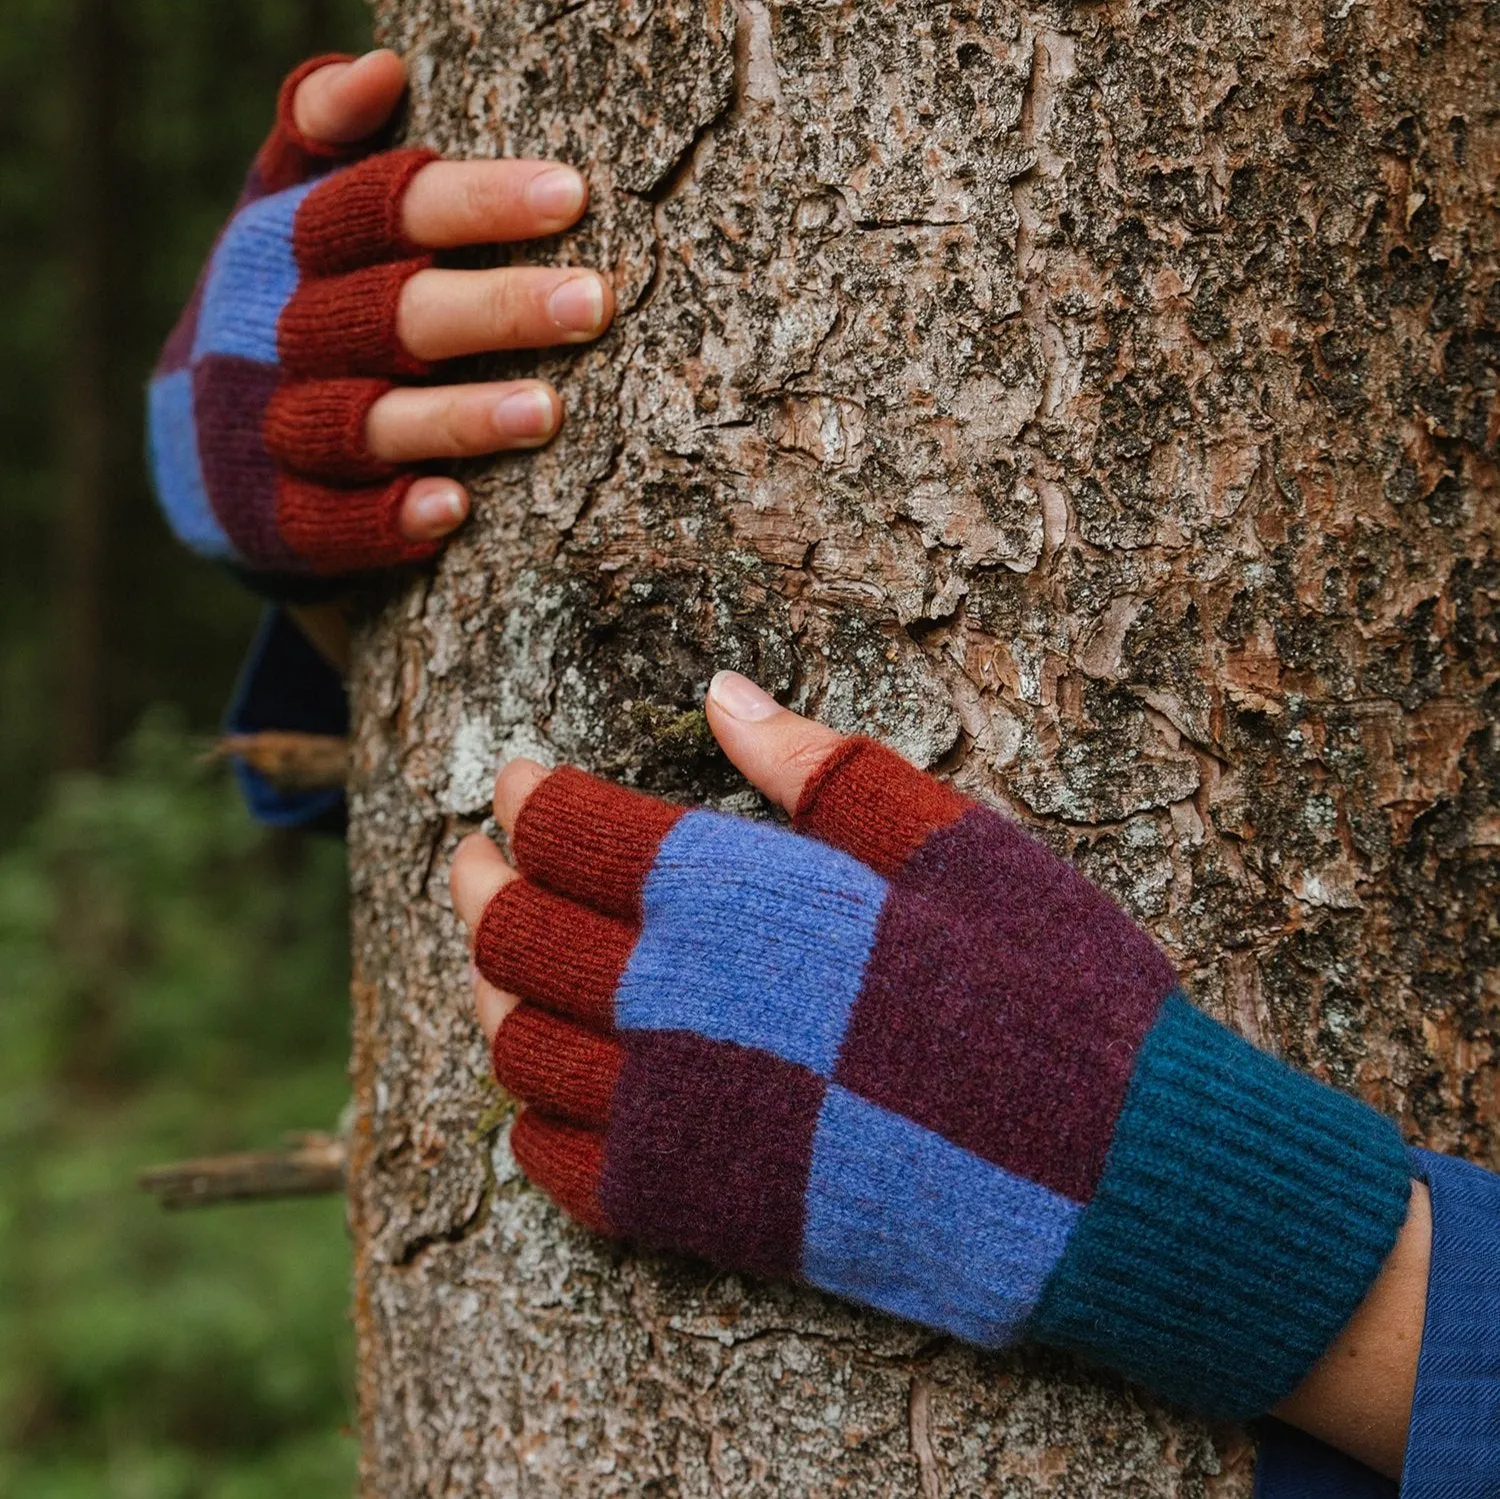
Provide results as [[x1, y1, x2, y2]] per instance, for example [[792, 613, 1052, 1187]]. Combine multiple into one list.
[[147, 55, 442, 583], [1253, 1148, 1500, 1499], [1399, 1148, 1500, 1498], [473, 735, 1415, 1421]]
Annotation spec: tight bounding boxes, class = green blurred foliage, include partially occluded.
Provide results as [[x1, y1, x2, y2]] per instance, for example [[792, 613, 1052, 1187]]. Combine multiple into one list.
[[0, 717, 357, 1496], [0, 0, 377, 1492]]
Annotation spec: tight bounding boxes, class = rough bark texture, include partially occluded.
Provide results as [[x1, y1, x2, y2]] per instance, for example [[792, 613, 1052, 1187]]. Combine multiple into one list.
[[347, 1, 1498, 1492]]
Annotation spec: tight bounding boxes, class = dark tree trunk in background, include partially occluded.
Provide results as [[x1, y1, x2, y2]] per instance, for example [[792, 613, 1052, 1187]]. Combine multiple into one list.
[[348, 1, 1497, 1492], [56, 0, 116, 772], [300, 0, 344, 59]]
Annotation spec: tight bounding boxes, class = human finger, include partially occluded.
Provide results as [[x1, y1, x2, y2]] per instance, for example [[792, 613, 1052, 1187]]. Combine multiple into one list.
[[499, 766, 682, 922], [451, 832, 518, 932], [492, 760, 552, 837], [402, 160, 589, 248], [292, 49, 407, 145], [474, 971, 522, 1045], [397, 267, 613, 360], [398, 478, 470, 542], [704, 672, 845, 816], [707, 671, 969, 878], [368, 381, 561, 463]]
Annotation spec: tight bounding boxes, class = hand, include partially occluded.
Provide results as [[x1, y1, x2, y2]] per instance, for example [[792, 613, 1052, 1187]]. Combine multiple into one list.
[[149, 50, 615, 583], [450, 674, 1418, 1457]]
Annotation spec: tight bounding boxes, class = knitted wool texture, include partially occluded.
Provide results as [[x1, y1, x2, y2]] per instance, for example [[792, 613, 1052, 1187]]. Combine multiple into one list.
[[147, 54, 441, 582], [474, 738, 1414, 1420]]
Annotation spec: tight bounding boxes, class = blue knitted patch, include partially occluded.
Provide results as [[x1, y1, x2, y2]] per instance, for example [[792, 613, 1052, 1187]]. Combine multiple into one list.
[[617, 811, 886, 1078], [146, 367, 236, 561], [192, 181, 316, 364], [803, 1086, 1079, 1346]]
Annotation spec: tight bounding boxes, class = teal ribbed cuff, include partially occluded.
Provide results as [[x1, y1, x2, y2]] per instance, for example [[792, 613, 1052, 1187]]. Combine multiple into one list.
[[1027, 993, 1413, 1420]]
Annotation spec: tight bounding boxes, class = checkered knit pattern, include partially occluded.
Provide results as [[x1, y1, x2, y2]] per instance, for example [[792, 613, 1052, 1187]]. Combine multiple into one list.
[[147, 54, 441, 584], [474, 738, 1414, 1421]]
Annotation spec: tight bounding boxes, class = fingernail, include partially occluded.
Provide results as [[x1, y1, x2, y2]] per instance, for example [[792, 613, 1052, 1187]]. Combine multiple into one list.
[[526, 166, 585, 222], [408, 485, 466, 537], [548, 273, 605, 335], [492, 388, 557, 441], [709, 671, 781, 722]]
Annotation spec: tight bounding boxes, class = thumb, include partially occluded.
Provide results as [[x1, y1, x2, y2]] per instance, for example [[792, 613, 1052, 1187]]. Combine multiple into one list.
[[704, 672, 844, 816], [293, 49, 407, 146]]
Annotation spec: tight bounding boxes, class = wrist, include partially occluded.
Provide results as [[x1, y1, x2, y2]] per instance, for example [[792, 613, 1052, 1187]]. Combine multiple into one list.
[[1024, 994, 1414, 1422], [1273, 1177, 1430, 1480]]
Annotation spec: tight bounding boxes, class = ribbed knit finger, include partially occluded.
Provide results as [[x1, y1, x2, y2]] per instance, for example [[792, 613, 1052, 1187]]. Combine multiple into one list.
[[474, 879, 635, 1027], [276, 472, 441, 574], [253, 54, 361, 196], [265, 379, 396, 483], [492, 1005, 624, 1126], [278, 259, 432, 379], [511, 767, 685, 921], [295, 148, 438, 277], [510, 1111, 612, 1234], [793, 737, 969, 879]]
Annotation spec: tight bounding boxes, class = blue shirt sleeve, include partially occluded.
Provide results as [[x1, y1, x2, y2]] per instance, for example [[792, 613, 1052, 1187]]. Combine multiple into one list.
[[1400, 1147, 1500, 1495], [1255, 1147, 1500, 1498], [1254, 1424, 1397, 1499], [224, 607, 347, 833]]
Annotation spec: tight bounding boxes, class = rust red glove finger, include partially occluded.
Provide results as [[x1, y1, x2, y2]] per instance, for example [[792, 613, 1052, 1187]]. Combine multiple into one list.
[[491, 1005, 623, 1127], [476, 881, 633, 1029], [265, 380, 397, 485]]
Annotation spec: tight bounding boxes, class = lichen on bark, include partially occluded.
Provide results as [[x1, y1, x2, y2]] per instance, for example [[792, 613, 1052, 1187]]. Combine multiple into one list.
[[347, 0, 1497, 1492]]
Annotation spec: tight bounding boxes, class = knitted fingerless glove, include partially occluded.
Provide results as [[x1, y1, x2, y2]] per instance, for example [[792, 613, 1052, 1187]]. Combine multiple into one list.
[[473, 738, 1413, 1421], [147, 55, 442, 589]]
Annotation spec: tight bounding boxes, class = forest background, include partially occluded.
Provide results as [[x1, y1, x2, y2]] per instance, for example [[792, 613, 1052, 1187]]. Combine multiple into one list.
[[0, 1, 375, 1493]]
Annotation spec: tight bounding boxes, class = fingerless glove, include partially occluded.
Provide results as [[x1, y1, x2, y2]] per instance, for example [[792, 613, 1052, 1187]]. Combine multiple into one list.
[[473, 738, 1413, 1421], [148, 55, 443, 589]]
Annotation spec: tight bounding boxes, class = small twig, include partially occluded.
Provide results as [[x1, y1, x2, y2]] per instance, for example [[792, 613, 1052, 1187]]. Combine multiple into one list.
[[209, 733, 349, 791], [139, 1132, 347, 1209]]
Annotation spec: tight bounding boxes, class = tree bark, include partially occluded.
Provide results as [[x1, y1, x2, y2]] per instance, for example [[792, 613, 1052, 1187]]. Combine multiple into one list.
[[348, 1, 1497, 1492]]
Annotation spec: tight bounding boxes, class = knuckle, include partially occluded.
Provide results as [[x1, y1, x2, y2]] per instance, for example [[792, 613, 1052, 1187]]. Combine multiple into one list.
[[448, 835, 484, 894], [363, 391, 396, 454], [294, 74, 338, 141], [394, 271, 430, 348], [781, 733, 842, 779], [441, 397, 479, 455], [492, 761, 520, 804], [456, 167, 506, 228], [482, 274, 523, 342]]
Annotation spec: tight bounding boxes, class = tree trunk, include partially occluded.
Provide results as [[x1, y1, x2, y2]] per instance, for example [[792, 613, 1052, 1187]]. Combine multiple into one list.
[[347, 1, 1497, 1492]]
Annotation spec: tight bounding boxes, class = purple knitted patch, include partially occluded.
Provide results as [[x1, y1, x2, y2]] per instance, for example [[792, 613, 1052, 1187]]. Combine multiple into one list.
[[600, 1031, 825, 1280], [833, 808, 1175, 1203], [193, 355, 300, 569]]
